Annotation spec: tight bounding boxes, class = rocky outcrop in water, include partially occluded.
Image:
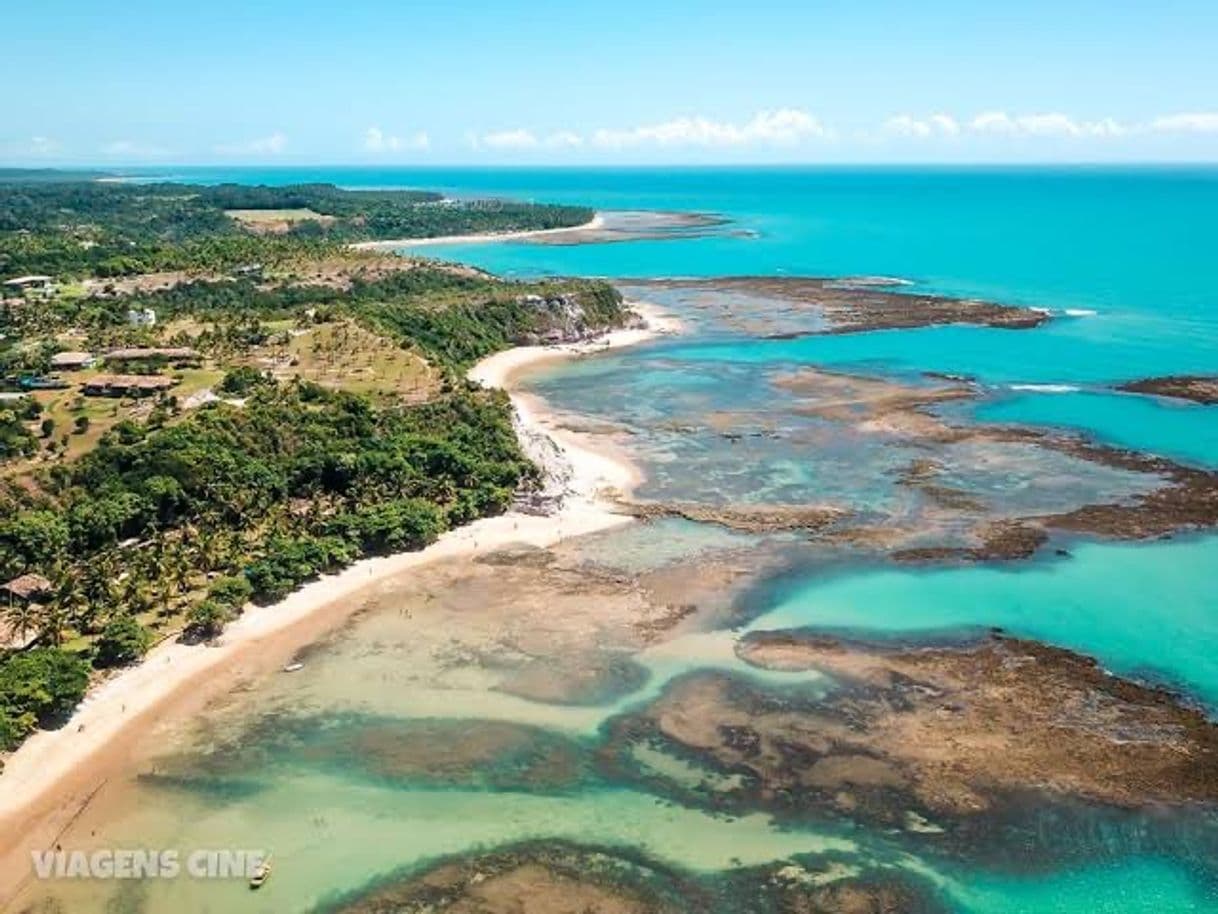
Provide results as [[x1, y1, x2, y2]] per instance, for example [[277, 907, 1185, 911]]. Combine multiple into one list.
[[642, 277, 1048, 334], [622, 633, 1218, 837], [316, 841, 951, 914], [1117, 375, 1218, 405]]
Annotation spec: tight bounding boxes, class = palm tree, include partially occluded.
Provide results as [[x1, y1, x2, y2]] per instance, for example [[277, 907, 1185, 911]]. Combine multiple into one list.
[[196, 526, 224, 573], [2, 598, 41, 647], [35, 601, 70, 647], [166, 541, 193, 599], [52, 564, 94, 634]]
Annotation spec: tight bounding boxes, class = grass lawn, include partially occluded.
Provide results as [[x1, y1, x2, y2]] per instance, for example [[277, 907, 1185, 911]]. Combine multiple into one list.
[[230, 319, 436, 400]]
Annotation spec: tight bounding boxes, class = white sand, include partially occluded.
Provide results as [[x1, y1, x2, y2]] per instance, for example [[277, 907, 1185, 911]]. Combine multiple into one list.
[[0, 300, 677, 827], [350, 214, 605, 250]]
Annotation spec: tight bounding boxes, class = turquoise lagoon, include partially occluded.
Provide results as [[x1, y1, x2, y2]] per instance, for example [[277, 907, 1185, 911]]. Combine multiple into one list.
[[70, 166, 1218, 912]]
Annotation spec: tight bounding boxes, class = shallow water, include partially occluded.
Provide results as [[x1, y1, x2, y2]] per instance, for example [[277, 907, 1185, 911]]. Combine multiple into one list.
[[971, 389, 1218, 468], [748, 535, 1218, 706], [20, 166, 1218, 913], [949, 858, 1217, 914]]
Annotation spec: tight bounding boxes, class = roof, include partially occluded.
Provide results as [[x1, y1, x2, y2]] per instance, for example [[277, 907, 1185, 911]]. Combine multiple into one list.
[[0, 620, 39, 650], [84, 374, 176, 390], [105, 347, 199, 360], [3, 275, 53, 286], [50, 350, 94, 366], [3, 573, 52, 600]]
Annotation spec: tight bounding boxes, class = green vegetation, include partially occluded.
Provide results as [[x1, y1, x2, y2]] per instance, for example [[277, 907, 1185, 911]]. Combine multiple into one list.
[[217, 366, 273, 396], [0, 179, 592, 279], [1, 401, 39, 459], [0, 172, 624, 756], [0, 648, 90, 749], [94, 616, 152, 667]]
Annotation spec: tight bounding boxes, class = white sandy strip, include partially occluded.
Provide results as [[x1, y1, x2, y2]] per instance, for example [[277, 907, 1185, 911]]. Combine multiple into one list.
[[350, 214, 604, 250], [0, 301, 676, 824]]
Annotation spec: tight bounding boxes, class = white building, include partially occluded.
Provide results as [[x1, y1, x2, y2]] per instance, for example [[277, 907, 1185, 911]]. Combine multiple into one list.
[[3, 275, 55, 298], [127, 307, 157, 328]]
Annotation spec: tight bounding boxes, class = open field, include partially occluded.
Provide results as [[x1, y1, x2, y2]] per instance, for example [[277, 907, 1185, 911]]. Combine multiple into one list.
[[225, 208, 337, 234]]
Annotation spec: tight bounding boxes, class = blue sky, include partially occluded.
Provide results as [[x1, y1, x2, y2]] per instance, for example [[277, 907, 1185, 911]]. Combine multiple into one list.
[[3, 0, 1217, 165]]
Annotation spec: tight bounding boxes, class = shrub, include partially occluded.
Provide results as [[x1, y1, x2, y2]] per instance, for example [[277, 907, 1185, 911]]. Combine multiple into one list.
[[245, 535, 355, 604], [94, 616, 152, 667], [207, 574, 252, 610], [185, 599, 231, 639], [218, 366, 272, 396], [0, 648, 91, 747], [328, 498, 447, 555], [0, 510, 69, 577]]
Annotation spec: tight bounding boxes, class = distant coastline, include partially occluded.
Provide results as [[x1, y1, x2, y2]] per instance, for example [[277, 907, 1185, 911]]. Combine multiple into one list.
[[350, 213, 606, 250]]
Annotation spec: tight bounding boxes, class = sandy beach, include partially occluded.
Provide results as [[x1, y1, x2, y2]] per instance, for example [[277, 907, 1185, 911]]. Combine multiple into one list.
[[0, 300, 676, 869], [349, 213, 606, 250]]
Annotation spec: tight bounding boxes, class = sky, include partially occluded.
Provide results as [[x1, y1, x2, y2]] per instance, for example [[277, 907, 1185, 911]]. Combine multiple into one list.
[[3, 0, 1217, 166]]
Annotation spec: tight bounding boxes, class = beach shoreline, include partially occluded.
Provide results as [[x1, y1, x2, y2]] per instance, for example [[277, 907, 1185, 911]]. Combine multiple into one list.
[[349, 213, 606, 250], [0, 299, 676, 891]]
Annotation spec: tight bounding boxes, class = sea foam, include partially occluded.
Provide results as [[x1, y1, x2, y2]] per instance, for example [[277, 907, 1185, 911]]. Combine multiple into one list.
[[1008, 383, 1081, 393]]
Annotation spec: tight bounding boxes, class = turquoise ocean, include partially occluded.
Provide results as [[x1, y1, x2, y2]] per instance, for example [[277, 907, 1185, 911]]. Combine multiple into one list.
[[109, 165, 1217, 912]]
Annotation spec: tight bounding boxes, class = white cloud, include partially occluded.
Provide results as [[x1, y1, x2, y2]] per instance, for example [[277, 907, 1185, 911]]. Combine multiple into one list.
[[970, 111, 1126, 138], [884, 115, 931, 138], [363, 126, 430, 152], [480, 129, 540, 150], [29, 136, 61, 155], [214, 132, 288, 156], [929, 114, 961, 136], [467, 128, 584, 152], [1, 135, 63, 157], [544, 131, 584, 148], [100, 139, 169, 158], [883, 114, 961, 139], [591, 109, 830, 149], [1149, 112, 1218, 133], [880, 109, 1218, 143]]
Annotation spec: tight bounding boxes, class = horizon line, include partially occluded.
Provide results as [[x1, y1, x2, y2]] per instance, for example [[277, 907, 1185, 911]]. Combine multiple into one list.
[[5, 160, 1218, 172]]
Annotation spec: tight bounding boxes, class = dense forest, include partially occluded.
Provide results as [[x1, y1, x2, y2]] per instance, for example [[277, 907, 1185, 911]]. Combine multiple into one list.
[[0, 178, 593, 279], [0, 380, 533, 746], [0, 174, 622, 753]]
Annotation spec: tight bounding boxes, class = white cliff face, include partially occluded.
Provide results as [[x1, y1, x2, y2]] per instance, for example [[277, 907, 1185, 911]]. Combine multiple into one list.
[[514, 294, 602, 345], [510, 407, 573, 515]]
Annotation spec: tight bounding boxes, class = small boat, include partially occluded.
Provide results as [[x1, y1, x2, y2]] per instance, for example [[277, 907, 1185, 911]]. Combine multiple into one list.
[[249, 856, 272, 889], [282, 662, 304, 673]]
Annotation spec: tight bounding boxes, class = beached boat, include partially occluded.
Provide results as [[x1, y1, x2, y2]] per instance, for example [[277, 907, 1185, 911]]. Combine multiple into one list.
[[282, 662, 304, 673], [249, 857, 272, 889]]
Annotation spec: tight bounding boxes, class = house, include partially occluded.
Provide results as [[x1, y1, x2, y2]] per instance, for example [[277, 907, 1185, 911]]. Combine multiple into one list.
[[50, 351, 96, 371], [2, 275, 55, 298], [3, 573, 52, 603], [126, 307, 157, 328], [1, 574, 51, 650], [82, 374, 176, 397]]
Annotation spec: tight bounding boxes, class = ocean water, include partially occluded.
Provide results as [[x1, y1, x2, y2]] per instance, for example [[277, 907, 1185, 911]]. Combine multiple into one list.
[[35, 165, 1218, 913], [747, 535, 1218, 704]]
